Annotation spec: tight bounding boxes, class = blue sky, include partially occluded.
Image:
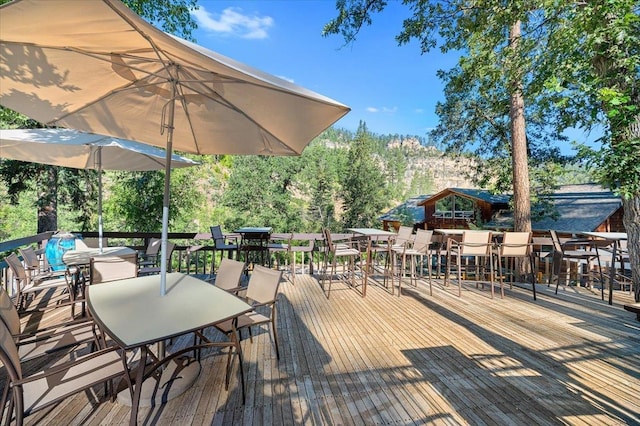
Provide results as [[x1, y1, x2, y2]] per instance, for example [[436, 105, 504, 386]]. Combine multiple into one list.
[[191, 1, 459, 140], [190, 1, 597, 153]]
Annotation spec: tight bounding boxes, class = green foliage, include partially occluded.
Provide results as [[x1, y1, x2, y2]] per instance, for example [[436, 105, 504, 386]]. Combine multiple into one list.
[[394, 205, 417, 227], [0, 186, 35, 240], [384, 147, 408, 197], [324, 0, 640, 204], [123, 0, 198, 40], [299, 141, 346, 230], [0, 106, 40, 129], [221, 156, 304, 232], [104, 168, 201, 233]]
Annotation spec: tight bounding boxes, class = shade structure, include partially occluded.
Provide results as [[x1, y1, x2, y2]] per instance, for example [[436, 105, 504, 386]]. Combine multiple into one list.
[[0, 128, 198, 251], [0, 0, 350, 156], [0, 128, 198, 171], [0, 0, 350, 294]]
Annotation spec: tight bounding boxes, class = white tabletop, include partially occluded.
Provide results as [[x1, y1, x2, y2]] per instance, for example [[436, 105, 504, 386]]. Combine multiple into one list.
[[581, 232, 628, 241], [87, 272, 252, 349], [235, 227, 273, 234], [434, 229, 466, 235], [63, 246, 136, 265], [434, 229, 503, 235], [347, 228, 397, 237]]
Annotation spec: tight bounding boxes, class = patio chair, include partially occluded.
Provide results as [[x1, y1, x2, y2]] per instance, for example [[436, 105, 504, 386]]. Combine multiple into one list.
[[214, 265, 283, 359], [138, 241, 175, 276], [0, 320, 127, 426], [445, 231, 495, 297], [138, 237, 162, 268], [392, 225, 415, 250], [209, 257, 246, 294], [321, 228, 363, 298], [615, 240, 632, 293], [75, 237, 108, 249], [210, 225, 239, 274], [392, 229, 434, 296], [90, 253, 139, 284], [4, 253, 73, 312], [494, 231, 536, 300], [18, 246, 67, 283], [549, 230, 604, 294], [0, 286, 98, 363]]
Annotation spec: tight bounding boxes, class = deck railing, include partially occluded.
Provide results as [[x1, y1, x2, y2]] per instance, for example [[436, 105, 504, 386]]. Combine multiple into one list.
[[1, 231, 216, 293]]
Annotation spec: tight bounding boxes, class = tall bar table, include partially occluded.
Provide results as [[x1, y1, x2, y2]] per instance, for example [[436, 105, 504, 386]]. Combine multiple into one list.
[[347, 228, 397, 296], [581, 232, 629, 305]]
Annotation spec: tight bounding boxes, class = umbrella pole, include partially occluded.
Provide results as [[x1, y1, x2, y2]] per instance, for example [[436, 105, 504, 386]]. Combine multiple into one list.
[[97, 147, 104, 253], [160, 81, 177, 296], [157, 80, 177, 361]]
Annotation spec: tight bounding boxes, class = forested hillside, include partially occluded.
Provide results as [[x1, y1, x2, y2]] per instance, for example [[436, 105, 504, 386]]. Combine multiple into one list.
[[1, 123, 590, 239]]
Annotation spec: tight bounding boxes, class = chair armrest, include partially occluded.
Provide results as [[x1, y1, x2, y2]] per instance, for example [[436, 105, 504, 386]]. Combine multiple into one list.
[[16, 317, 94, 340], [561, 239, 592, 249], [220, 285, 245, 295], [450, 240, 492, 249], [498, 242, 533, 248], [250, 300, 275, 309], [224, 233, 240, 243], [11, 346, 124, 385]]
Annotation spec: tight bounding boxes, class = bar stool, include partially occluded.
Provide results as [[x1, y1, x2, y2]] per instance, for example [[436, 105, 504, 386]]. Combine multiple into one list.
[[210, 225, 239, 274], [289, 234, 315, 284], [549, 230, 604, 294]]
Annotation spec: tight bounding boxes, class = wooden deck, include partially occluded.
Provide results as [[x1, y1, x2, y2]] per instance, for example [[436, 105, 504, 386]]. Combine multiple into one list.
[[3, 271, 639, 425]]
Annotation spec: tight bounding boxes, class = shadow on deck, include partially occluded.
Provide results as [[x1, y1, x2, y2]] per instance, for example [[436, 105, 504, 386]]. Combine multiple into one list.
[[2, 271, 639, 425]]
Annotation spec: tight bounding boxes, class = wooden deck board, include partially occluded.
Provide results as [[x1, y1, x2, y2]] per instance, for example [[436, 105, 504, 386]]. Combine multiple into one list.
[[1, 271, 638, 425]]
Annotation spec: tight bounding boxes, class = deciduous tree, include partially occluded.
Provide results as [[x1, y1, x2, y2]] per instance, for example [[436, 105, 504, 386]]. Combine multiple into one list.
[[324, 0, 640, 298]]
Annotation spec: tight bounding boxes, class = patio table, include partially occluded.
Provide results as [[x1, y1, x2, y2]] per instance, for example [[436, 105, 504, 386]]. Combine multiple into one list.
[[87, 272, 251, 425], [347, 228, 397, 296], [581, 232, 628, 305], [62, 246, 136, 266], [235, 227, 272, 269]]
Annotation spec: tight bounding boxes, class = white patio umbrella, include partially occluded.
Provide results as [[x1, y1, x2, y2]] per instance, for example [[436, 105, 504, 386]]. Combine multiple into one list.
[[0, 128, 198, 252], [0, 0, 350, 295]]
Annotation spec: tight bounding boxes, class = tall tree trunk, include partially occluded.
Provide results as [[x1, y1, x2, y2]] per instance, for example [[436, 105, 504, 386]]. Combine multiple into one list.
[[37, 166, 58, 233], [623, 195, 640, 302], [509, 21, 532, 234], [624, 116, 640, 302]]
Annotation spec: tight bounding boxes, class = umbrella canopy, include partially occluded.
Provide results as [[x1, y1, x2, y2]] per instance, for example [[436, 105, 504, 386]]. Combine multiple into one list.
[[0, 128, 198, 250], [0, 0, 350, 294], [0, 128, 198, 171], [0, 0, 350, 156]]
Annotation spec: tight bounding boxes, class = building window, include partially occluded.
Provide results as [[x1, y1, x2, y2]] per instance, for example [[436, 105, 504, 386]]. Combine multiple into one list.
[[433, 195, 475, 219]]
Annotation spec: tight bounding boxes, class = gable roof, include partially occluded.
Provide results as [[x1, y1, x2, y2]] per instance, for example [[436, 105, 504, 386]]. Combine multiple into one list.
[[533, 183, 622, 233], [417, 187, 511, 206], [488, 183, 622, 233]]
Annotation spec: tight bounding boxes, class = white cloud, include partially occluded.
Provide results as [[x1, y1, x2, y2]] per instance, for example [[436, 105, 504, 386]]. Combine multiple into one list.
[[415, 108, 424, 113], [192, 6, 273, 40], [367, 106, 398, 113]]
